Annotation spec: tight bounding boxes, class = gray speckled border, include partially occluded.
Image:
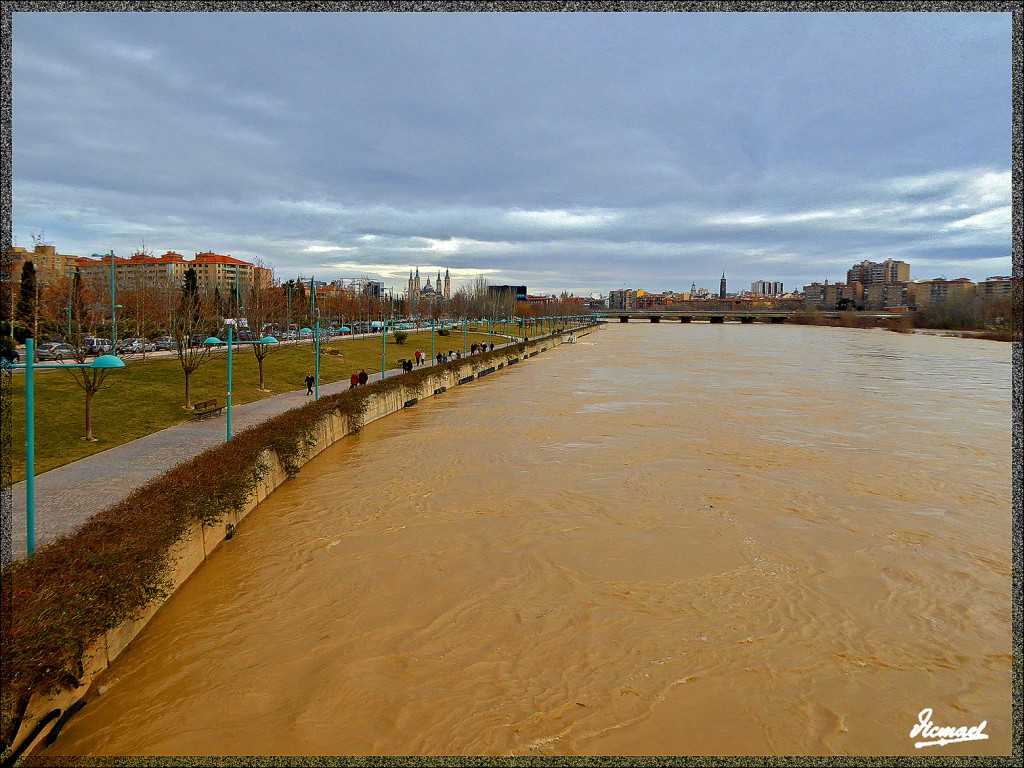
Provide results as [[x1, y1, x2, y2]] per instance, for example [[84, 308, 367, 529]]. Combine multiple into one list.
[[1, 1, 1020, 765]]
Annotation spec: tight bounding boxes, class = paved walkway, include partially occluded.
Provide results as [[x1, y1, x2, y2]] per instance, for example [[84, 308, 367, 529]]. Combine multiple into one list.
[[4, 338, 527, 563]]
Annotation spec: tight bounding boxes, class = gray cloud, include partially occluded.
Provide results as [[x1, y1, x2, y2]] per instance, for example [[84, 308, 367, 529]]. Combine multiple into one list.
[[11, 11, 1013, 295]]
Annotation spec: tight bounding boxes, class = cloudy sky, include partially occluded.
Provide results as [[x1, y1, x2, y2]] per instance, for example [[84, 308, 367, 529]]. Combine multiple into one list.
[[11, 10, 1013, 295]]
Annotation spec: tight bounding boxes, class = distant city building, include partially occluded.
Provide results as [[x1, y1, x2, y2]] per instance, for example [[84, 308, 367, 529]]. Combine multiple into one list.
[[331, 276, 384, 299], [608, 288, 636, 310], [719, 272, 727, 299], [750, 280, 784, 297], [976, 275, 1015, 301], [72, 250, 272, 295], [488, 284, 527, 302], [407, 267, 451, 302], [847, 259, 910, 286], [802, 279, 862, 309], [914, 278, 975, 308], [4, 244, 79, 287]]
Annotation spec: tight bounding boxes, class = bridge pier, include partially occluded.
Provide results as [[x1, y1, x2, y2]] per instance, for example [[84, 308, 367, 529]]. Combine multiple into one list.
[[619, 316, 629, 323], [650, 316, 661, 323], [710, 316, 725, 324], [740, 316, 755, 324], [679, 316, 692, 323]]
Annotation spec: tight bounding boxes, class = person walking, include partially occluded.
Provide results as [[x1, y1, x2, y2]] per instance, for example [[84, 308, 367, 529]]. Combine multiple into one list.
[[304, 371, 315, 396], [358, 368, 368, 386], [415, 349, 422, 366], [350, 370, 359, 389]]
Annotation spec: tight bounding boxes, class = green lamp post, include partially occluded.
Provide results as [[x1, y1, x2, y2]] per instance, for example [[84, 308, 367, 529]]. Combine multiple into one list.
[[8, 338, 125, 555], [91, 251, 118, 345]]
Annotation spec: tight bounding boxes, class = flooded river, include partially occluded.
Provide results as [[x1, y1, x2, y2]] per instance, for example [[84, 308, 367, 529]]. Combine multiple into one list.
[[48, 323, 1012, 756]]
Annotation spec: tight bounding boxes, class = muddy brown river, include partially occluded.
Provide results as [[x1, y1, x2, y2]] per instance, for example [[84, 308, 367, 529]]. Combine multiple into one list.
[[47, 323, 1012, 756]]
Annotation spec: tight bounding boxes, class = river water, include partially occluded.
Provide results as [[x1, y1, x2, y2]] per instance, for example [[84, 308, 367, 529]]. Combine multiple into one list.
[[48, 323, 1012, 756]]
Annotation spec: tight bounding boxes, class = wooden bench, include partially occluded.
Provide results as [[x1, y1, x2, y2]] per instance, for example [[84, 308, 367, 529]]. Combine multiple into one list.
[[193, 399, 225, 420]]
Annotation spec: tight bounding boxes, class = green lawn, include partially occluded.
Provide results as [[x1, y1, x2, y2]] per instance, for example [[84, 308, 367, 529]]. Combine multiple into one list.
[[7, 328, 509, 483]]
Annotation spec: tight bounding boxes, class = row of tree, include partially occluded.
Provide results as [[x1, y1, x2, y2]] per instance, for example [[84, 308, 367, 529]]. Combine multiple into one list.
[[2, 261, 595, 441]]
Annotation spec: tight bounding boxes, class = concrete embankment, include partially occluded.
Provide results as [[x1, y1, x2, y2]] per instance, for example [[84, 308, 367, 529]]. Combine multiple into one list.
[[7, 325, 599, 760]]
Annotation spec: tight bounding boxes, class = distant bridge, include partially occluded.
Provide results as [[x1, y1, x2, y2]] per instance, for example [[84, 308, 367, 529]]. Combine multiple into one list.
[[608, 310, 906, 324]]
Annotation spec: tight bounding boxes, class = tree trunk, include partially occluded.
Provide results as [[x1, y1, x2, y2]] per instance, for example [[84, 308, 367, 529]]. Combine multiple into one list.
[[258, 357, 266, 390], [84, 388, 94, 441], [184, 369, 193, 409]]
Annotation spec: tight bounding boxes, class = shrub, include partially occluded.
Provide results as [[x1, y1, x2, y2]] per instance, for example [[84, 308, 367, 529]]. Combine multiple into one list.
[[788, 307, 826, 325], [437, 328, 450, 337], [393, 331, 408, 345]]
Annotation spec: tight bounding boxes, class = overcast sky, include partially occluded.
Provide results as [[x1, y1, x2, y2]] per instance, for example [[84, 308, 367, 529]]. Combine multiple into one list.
[[11, 11, 1013, 296]]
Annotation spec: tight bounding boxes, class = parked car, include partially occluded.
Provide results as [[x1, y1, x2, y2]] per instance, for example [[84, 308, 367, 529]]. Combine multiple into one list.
[[116, 337, 157, 354], [83, 337, 113, 356], [154, 336, 178, 351], [36, 343, 76, 361]]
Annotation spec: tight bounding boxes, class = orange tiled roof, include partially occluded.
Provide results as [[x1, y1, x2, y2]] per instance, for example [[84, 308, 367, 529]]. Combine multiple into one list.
[[193, 251, 251, 266]]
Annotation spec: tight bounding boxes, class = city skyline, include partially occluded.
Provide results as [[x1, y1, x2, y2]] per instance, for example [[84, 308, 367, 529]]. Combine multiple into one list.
[[10, 11, 1013, 295]]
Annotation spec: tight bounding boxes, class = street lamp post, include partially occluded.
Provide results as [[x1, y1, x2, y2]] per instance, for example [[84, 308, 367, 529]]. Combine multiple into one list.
[[91, 251, 118, 345], [381, 315, 387, 380], [204, 330, 278, 440], [8, 338, 125, 555]]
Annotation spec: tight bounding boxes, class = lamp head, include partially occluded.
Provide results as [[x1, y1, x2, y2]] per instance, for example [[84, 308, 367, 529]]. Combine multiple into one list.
[[90, 355, 125, 369], [259, 336, 279, 344], [203, 336, 224, 346]]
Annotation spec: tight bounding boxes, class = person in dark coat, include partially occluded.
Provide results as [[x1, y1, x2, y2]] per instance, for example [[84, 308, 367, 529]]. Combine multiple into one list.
[[305, 371, 315, 395], [358, 368, 368, 386]]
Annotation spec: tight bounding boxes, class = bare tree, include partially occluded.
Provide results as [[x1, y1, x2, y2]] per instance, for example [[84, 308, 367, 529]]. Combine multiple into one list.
[[243, 263, 290, 391], [170, 267, 216, 409], [42, 271, 118, 441]]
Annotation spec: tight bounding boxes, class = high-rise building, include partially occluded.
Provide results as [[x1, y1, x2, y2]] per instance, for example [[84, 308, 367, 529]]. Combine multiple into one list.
[[719, 272, 727, 299], [750, 280, 784, 297], [847, 259, 910, 285]]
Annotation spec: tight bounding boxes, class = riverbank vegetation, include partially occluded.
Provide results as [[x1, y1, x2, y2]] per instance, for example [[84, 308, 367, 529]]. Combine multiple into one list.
[[787, 293, 1021, 343]]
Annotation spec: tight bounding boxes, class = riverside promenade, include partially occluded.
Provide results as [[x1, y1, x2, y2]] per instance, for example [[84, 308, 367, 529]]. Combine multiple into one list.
[[4, 354, 478, 564]]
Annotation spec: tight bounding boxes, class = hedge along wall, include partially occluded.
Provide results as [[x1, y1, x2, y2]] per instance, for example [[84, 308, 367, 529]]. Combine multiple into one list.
[[0, 325, 600, 759]]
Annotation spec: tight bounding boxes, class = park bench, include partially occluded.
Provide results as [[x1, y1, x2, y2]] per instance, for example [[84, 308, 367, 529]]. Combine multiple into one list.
[[193, 399, 225, 420]]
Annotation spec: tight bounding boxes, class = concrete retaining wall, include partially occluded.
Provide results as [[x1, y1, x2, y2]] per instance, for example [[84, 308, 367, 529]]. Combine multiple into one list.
[[12, 326, 599, 759]]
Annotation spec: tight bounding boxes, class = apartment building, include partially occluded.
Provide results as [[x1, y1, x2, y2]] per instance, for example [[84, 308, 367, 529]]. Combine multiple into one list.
[[608, 288, 636, 310], [4, 245, 79, 286], [73, 250, 272, 295], [975, 276, 1015, 302], [847, 259, 910, 285], [914, 278, 976, 308]]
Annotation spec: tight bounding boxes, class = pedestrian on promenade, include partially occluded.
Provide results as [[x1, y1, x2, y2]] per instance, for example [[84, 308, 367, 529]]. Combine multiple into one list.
[[358, 368, 368, 386], [415, 349, 422, 366], [350, 371, 359, 389], [305, 371, 315, 395], [489, 342, 494, 352]]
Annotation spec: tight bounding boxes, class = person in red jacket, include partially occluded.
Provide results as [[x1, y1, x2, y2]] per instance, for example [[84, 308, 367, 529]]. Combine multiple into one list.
[[350, 370, 359, 389]]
